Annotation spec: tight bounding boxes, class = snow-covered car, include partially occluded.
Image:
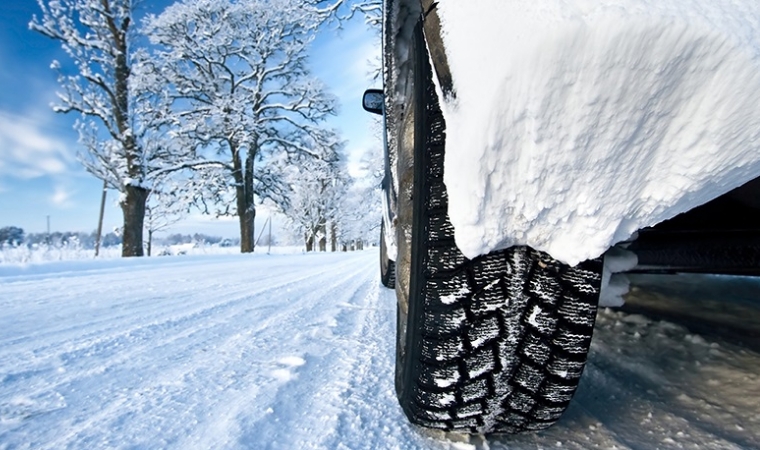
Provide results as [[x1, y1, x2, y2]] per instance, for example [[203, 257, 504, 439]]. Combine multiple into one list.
[[363, 0, 760, 435]]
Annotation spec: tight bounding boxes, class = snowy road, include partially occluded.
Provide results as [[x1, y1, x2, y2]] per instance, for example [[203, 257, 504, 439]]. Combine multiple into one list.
[[1, 251, 759, 449]]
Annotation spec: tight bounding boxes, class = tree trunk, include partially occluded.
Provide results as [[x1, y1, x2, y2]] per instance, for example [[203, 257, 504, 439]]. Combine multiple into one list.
[[147, 229, 153, 257], [121, 185, 148, 257], [317, 218, 326, 252], [240, 205, 255, 253], [236, 199, 254, 253], [113, 18, 147, 259], [305, 232, 314, 252], [234, 177, 250, 252], [330, 222, 337, 252], [244, 143, 256, 252], [231, 142, 255, 253]]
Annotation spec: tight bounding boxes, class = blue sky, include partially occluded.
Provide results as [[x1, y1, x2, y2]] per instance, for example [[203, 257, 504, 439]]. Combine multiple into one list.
[[0, 1, 380, 238]]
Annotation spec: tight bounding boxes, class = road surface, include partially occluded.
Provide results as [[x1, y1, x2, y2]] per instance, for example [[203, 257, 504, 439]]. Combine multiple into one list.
[[1, 251, 758, 449]]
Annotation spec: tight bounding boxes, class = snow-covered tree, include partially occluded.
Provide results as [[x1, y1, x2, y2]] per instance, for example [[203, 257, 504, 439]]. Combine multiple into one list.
[[142, 0, 341, 253], [283, 152, 348, 252], [310, 0, 382, 28], [0, 227, 25, 247], [31, 0, 144, 256], [336, 148, 383, 250], [283, 143, 383, 253], [338, 184, 381, 249], [29, 0, 203, 257]]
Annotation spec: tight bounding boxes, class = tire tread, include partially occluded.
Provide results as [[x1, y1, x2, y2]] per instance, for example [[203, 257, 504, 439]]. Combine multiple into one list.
[[397, 20, 603, 434]]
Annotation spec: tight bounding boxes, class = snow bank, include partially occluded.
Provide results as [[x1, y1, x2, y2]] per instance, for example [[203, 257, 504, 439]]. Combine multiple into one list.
[[435, 1, 760, 265]]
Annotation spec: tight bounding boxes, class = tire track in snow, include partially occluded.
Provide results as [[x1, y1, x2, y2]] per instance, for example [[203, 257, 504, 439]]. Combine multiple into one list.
[[227, 271, 390, 449], [0, 256, 346, 405], [0, 252, 377, 448], [315, 284, 437, 450], [224, 261, 468, 450], [54, 253, 374, 446], [176, 256, 384, 449], [60, 253, 384, 449], [1, 253, 357, 364], [0, 254, 349, 352]]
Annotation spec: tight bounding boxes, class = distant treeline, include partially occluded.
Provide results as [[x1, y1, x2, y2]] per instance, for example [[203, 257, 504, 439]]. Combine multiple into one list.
[[0, 226, 237, 249], [159, 233, 240, 247]]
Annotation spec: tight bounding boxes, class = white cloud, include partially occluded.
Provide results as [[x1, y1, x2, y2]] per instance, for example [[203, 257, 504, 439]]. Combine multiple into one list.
[[50, 184, 74, 208], [312, 19, 380, 107], [311, 20, 384, 180], [0, 109, 74, 179]]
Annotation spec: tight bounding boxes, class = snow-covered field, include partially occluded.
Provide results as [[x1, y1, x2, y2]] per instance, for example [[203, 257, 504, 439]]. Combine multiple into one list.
[[0, 244, 305, 265], [1, 250, 759, 449]]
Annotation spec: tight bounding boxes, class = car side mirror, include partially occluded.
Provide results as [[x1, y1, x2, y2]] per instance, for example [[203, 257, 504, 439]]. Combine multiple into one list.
[[362, 89, 384, 115]]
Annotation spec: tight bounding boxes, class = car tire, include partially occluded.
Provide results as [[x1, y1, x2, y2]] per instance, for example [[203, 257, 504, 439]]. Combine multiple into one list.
[[393, 19, 604, 434], [381, 220, 396, 288]]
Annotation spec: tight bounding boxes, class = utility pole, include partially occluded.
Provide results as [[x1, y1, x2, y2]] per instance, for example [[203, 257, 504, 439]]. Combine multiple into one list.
[[255, 216, 270, 251], [94, 180, 107, 257]]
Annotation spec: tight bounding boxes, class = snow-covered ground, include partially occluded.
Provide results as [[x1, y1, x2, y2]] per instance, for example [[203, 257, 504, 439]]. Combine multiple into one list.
[[1, 250, 759, 449], [435, 0, 760, 266], [0, 244, 305, 265]]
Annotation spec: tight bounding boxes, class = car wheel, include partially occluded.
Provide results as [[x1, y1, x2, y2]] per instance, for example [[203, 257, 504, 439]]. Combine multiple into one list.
[[393, 19, 604, 434]]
